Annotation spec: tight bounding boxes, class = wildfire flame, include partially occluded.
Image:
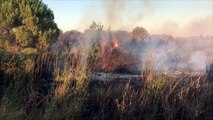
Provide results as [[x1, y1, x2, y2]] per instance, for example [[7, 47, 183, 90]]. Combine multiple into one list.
[[113, 36, 119, 49], [114, 42, 119, 48]]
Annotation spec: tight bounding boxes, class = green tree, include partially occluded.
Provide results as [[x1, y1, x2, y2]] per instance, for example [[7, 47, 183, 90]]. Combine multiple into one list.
[[132, 26, 149, 41], [0, 0, 60, 53]]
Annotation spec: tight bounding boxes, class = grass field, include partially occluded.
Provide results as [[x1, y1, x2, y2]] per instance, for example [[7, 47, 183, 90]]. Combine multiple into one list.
[[0, 51, 212, 120]]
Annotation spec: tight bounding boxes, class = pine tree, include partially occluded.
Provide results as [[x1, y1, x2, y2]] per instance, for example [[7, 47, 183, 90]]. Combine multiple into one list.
[[0, 0, 60, 53]]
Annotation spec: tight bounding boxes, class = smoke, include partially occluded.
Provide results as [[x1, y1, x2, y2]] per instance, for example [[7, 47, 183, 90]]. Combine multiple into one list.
[[182, 16, 213, 36], [103, 0, 125, 28], [55, 25, 213, 73], [47, 0, 213, 74], [75, 0, 153, 31], [133, 35, 213, 72], [109, 31, 213, 72], [153, 16, 213, 37], [189, 51, 206, 70], [102, 0, 154, 30]]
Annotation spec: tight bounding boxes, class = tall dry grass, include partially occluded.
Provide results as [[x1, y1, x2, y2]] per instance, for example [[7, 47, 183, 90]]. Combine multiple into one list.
[[0, 47, 213, 120]]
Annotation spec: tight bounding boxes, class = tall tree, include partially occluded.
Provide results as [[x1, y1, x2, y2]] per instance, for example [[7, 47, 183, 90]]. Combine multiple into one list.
[[0, 0, 60, 52]]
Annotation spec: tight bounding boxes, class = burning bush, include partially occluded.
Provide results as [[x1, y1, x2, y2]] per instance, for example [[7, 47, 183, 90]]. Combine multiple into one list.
[[101, 40, 139, 73]]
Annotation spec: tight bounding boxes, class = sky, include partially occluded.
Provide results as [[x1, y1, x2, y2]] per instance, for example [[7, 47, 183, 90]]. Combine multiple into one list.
[[43, 0, 213, 37]]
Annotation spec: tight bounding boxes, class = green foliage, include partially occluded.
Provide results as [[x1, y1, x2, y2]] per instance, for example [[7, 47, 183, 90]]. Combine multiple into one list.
[[87, 42, 101, 71], [87, 22, 103, 71], [0, 2, 60, 116], [146, 75, 166, 105], [0, 0, 60, 52], [44, 87, 88, 120]]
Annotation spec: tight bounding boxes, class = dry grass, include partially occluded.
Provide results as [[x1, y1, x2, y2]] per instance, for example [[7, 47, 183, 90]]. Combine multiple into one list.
[[0, 49, 212, 120]]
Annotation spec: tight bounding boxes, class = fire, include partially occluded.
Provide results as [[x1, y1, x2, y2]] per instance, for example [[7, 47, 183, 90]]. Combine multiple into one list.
[[113, 36, 119, 48], [114, 42, 119, 48]]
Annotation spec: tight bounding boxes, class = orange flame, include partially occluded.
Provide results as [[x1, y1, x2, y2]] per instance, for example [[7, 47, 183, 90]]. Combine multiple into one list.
[[113, 36, 119, 48], [114, 42, 119, 48]]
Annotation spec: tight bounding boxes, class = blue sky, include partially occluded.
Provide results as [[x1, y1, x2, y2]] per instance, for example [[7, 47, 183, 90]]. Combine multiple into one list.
[[43, 0, 213, 36]]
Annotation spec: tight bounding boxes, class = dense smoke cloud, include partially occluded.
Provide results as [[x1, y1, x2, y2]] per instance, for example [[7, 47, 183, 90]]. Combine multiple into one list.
[[55, 27, 213, 73]]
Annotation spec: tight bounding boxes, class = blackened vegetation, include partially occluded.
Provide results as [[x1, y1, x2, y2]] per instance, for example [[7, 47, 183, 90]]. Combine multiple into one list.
[[207, 63, 213, 81], [34, 53, 56, 95]]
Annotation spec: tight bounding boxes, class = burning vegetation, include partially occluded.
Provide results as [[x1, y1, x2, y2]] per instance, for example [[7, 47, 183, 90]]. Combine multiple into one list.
[[51, 22, 213, 75], [0, 0, 212, 119], [114, 41, 119, 48], [101, 39, 139, 73]]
